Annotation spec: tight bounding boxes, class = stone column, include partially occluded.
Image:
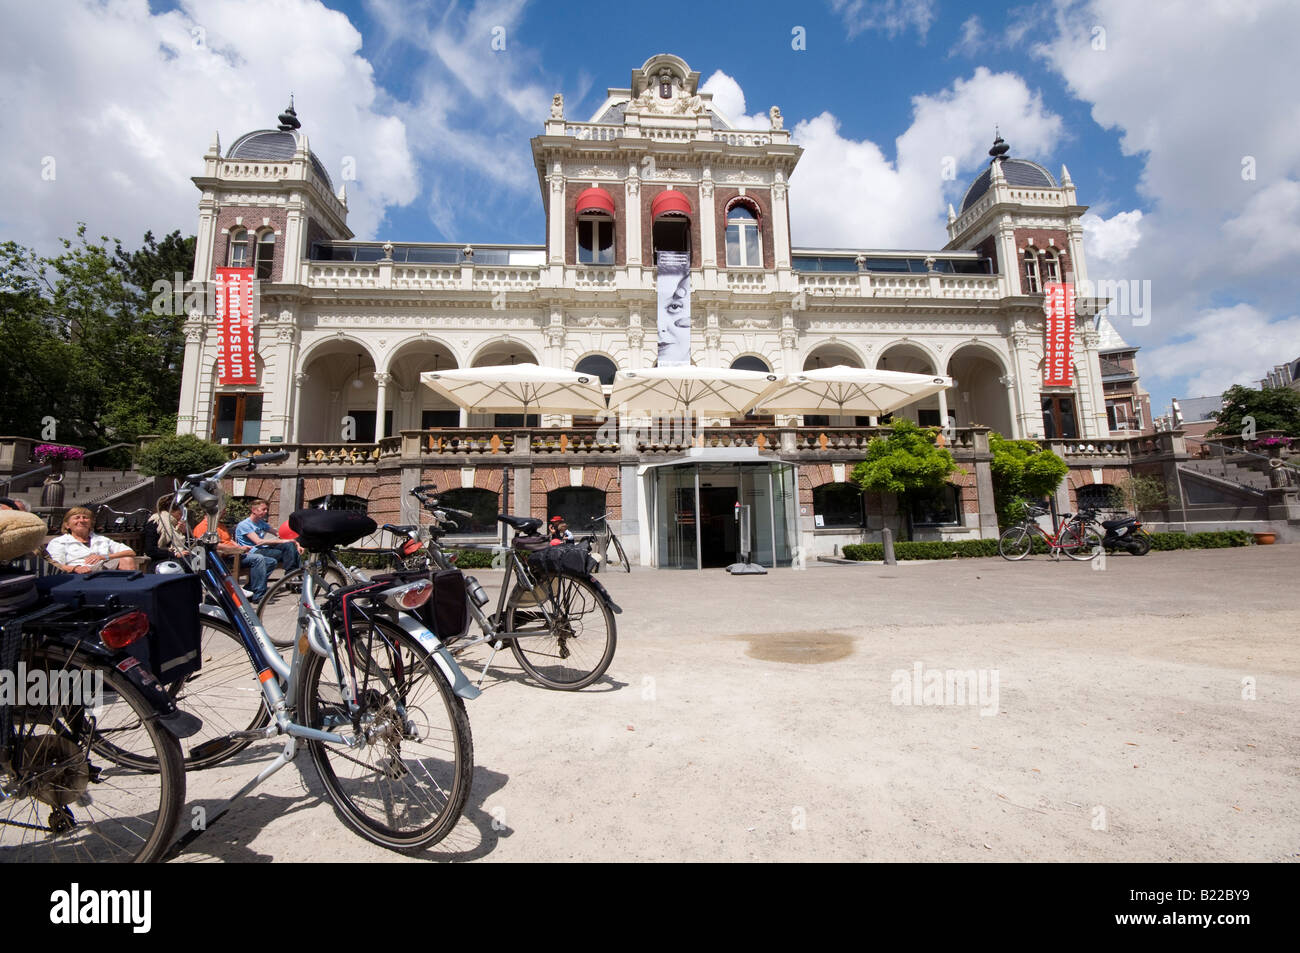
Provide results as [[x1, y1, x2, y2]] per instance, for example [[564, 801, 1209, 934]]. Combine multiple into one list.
[[699, 171, 717, 269], [625, 164, 642, 269], [771, 173, 791, 269], [177, 322, 205, 435], [270, 320, 297, 443], [292, 372, 309, 442], [374, 372, 391, 440]]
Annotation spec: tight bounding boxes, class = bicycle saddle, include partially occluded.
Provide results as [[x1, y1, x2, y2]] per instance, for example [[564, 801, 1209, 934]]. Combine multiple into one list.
[[289, 509, 377, 551], [497, 514, 543, 535], [382, 523, 420, 536]]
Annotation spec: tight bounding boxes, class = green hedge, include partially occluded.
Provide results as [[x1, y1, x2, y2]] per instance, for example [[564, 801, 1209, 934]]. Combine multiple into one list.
[[1147, 530, 1254, 550], [335, 546, 500, 570], [842, 530, 1255, 561]]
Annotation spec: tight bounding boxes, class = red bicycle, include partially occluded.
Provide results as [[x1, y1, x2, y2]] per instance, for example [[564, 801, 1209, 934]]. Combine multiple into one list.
[[997, 504, 1101, 561]]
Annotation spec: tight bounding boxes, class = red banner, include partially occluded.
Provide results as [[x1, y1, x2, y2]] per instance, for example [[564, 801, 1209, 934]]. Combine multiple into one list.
[[215, 267, 257, 386], [1043, 281, 1074, 387]]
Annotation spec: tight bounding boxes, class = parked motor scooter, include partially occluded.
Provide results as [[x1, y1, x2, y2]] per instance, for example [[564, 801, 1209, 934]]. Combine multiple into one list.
[[1085, 509, 1151, 555]]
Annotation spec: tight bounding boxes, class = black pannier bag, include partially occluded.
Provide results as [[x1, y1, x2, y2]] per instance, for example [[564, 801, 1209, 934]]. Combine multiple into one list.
[[38, 571, 203, 683], [527, 542, 597, 578], [511, 533, 551, 554], [416, 568, 471, 644]]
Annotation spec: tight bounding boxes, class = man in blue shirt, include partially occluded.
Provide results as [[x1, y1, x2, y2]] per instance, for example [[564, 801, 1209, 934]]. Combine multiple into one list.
[[234, 498, 299, 599]]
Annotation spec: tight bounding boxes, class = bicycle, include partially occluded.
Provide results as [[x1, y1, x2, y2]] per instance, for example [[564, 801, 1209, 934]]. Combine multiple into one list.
[[997, 503, 1101, 561], [162, 454, 475, 854], [402, 486, 620, 690], [576, 513, 630, 574], [0, 576, 194, 862]]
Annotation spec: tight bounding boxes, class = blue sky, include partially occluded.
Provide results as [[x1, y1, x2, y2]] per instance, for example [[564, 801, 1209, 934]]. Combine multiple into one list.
[[1, 0, 1297, 419]]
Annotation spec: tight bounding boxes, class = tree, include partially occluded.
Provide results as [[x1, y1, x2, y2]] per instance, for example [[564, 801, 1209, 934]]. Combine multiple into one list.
[[1208, 384, 1300, 437], [135, 434, 228, 478], [851, 420, 960, 539], [988, 432, 1069, 527], [0, 226, 196, 452]]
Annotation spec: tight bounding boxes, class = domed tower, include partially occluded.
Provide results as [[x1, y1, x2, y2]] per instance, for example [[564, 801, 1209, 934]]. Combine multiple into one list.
[[179, 102, 350, 442], [944, 134, 1107, 440]]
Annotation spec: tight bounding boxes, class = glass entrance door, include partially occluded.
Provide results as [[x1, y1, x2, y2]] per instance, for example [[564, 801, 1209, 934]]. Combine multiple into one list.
[[651, 462, 797, 569]]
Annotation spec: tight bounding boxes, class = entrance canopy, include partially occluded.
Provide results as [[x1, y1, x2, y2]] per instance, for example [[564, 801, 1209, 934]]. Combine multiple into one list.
[[757, 365, 953, 416], [420, 363, 607, 416]]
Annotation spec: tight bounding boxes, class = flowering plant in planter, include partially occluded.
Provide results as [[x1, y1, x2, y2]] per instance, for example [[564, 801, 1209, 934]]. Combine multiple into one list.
[[32, 444, 85, 463], [1251, 437, 1293, 449]]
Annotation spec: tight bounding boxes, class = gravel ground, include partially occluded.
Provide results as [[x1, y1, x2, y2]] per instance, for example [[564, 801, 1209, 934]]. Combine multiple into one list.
[[174, 545, 1300, 862]]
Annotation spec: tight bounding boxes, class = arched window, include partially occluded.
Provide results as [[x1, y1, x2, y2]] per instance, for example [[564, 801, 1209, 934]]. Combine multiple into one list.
[[255, 230, 276, 280], [910, 484, 961, 526], [725, 203, 761, 267], [1022, 248, 1040, 294], [812, 482, 864, 527], [1042, 249, 1061, 284], [577, 214, 614, 264], [729, 355, 770, 372], [308, 493, 368, 513], [1076, 484, 1120, 512], [437, 488, 498, 535], [575, 354, 618, 385], [228, 229, 250, 268], [547, 487, 606, 533]]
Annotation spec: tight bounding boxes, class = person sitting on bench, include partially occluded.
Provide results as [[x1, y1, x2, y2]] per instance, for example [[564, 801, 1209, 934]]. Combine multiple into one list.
[[47, 506, 137, 573]]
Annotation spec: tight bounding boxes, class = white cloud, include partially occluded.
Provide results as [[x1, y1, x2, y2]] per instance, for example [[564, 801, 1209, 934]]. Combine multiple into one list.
[[1082, 209, 1142, 265], [787, 67, 1063, 248], [829, 0, 936, 40], [1142, 304, 1300, 397], [947, 16, 985, 58], [0, 0, 418, 249], [700, 71, 770, 130], [1034, 0, 1300, 407]]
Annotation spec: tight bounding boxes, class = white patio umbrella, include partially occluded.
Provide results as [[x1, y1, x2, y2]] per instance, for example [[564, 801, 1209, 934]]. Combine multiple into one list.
[[756, 365, 953, 417], [608, 366, 784, 418], [420, 363, 608, 416]]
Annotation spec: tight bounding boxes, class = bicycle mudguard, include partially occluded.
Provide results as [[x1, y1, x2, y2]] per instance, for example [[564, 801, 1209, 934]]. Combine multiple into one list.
[[583, 575, 623, 615], [389, 612, 481, 701]]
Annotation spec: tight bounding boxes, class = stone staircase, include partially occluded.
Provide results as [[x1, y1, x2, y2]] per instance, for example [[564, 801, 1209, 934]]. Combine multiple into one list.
[[1178, 458, 1272, 493], [8, 468, 160, 511]]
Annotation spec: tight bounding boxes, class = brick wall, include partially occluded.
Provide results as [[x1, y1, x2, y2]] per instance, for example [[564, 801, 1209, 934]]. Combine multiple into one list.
[[214, 206, 288, 282], [642, 185, 702, 269], [530, 465, 622, 518]]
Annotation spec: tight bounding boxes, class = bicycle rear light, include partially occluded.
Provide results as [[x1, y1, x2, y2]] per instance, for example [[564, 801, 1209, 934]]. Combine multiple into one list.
[[99, 610, 150, 648], [385, 580, 433, 611]]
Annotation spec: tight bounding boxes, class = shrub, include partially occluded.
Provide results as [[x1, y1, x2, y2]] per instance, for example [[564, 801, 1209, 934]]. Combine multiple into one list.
[[988, 432, 1068, 527], [136, 434, 228, 478]]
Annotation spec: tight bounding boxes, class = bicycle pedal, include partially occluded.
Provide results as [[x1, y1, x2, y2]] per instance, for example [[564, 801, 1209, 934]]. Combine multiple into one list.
[[189, 736, 239, 760]]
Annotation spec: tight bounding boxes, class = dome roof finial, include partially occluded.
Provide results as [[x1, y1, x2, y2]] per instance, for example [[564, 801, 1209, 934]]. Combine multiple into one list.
[[988, 127, 1009, 162], [277, 95, 300, 132]]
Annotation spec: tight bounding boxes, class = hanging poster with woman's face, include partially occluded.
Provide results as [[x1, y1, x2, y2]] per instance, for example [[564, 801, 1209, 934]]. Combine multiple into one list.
[[656, 250, 691, 366]]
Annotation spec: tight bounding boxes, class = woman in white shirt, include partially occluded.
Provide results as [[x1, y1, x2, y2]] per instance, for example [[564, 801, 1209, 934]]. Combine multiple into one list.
[[46, 506, 137, 573]]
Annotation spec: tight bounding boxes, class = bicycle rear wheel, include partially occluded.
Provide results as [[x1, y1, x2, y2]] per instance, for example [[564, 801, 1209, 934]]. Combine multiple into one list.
[[608, 531, 630, 573], [259, 566, 347, 649], [506, 572, 616, 690], [998, 525, 1033, 560], [0, 643, 184, 862], [169, 616, 269, 769], [297, 618, 472, 851], [1061, 524, 1103, 561]]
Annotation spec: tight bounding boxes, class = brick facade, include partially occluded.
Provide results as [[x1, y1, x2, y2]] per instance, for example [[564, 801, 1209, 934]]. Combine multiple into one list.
[[214, 206, 288, 283]]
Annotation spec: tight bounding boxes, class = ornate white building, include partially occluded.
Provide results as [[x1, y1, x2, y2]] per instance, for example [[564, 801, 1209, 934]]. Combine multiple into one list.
[[177, 54, 1148, 568]]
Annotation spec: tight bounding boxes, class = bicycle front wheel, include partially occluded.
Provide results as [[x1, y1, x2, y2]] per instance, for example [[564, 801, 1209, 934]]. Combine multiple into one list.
[[297, 618, 472, 852], [998, 525, 1033, 561], [259, 566, 347, 649], [0, 643, 184, 862], [506, 572, 616, 690]]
